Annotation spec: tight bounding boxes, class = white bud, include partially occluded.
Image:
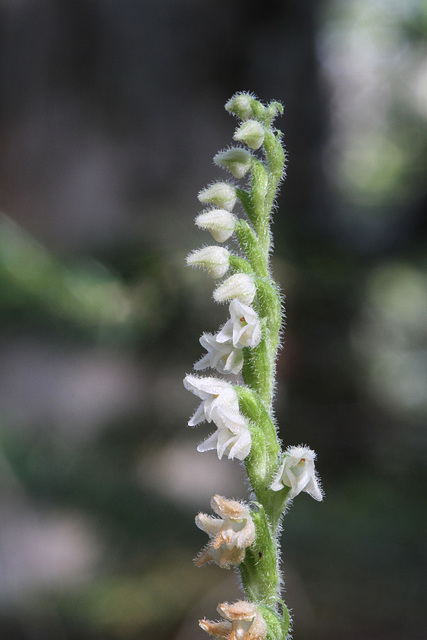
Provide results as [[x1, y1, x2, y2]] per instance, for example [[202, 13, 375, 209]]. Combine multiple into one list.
[[234, 120, 265, 150], [186, 246, 230, 279], [198, 182, 237, 212], [225, 93, 254, 120], [195, 209, 236, 243], [214, 148, 252, 179], [213, 273, 256, 305]]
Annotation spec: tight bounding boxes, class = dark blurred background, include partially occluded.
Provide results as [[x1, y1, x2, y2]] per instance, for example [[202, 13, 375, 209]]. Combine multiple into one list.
[[0, 1, 426, 639]]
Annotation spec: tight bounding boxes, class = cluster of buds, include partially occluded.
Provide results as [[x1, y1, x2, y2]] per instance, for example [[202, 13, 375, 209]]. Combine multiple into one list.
[[183, 93, 323, 640]]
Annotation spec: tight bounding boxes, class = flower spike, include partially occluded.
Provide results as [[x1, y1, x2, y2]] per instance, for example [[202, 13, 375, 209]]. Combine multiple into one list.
[[184, 93, 321, 639]]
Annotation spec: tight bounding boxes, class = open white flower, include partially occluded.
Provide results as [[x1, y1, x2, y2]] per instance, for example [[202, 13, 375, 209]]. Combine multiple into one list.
[[184, 374, 240, 427], [197, 420, 251, 461], [194, 333, 244, 375], [217, 299, 262, 348], [183, 375, 251, 460], [195, 494, 255, 568], [200, 601, 267, 640], [270, 445, 323, 501]]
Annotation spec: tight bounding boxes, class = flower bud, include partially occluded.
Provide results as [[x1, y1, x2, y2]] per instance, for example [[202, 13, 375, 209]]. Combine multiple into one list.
[[213, 273, 256, 305], [214, 148, 252, 179], [225, 93, 254, 120], [195, 209, 236, 243], [186, 246, 230, 279], [234, 120, 265, 150], [198, 182, 237, 212]]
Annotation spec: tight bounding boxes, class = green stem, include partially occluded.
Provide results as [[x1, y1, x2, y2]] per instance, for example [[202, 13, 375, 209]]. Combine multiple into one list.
[[234, 219, 267, 277], [235, 103, 287, 632], [263, 129, 286, 220], [240, 504, 279, 608]]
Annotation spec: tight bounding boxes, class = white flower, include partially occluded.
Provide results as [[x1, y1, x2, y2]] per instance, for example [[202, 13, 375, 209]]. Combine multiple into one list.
[[233, 119, 265, 150], [270, 445, 323, 501], [217, 299, 262, 348], [200, 601, 267, 640], [198, 182, 237, 212], [194, 333, 244, 375], [213, 273, 256, 305], [214, 148, 253, 179], [197, 420, 251, 461], [184, 374, 238, 426], [195, 494, 255, 568], [195, 209, 237, 243], [183, 375, 251, 460], [186, 246, 230, 279]]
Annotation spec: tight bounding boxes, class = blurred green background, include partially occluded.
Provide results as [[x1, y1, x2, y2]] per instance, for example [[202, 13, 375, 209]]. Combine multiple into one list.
[[0, 1, 426, 639]]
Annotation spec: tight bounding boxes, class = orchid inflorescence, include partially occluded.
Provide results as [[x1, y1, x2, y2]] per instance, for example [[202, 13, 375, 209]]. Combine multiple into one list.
[[184, 92, 323, 640]]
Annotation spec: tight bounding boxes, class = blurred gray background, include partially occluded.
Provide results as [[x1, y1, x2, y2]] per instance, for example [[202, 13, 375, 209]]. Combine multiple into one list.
[[0, 1, 426, 639]]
